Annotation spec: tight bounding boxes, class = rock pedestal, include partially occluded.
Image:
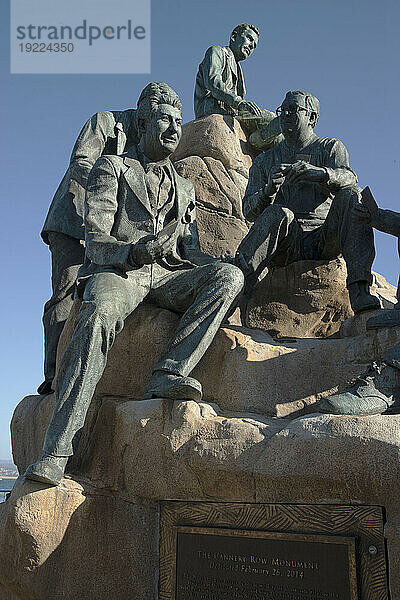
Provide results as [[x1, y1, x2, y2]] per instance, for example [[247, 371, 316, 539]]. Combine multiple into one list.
[[3, 393, 400, 599]]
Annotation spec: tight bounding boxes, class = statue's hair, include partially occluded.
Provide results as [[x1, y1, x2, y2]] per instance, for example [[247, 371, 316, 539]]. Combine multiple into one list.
[[285, 90, 320, 126], [136, 82, 182, 122], [230, 24, 260, 40]]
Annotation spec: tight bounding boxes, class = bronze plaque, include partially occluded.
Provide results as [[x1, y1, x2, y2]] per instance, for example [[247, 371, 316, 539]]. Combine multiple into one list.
[[174, 526, 357, 600], [160, 502, 389, 600]]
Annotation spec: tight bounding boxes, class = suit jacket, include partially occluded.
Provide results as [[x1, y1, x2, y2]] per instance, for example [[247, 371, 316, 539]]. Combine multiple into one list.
[[194, 45, 245, 119], [42, 109, 138, 244], [77, 145, 206, 284]]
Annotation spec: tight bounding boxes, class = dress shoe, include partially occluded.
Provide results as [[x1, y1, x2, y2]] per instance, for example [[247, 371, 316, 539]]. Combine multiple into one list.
[[24, 454, 68, 486], [37, 380, 54, 395], [318, 361, 398, 416], [348, 282, 381, 314], [367, 306, 400, 330], [143, 372, 202, 402]]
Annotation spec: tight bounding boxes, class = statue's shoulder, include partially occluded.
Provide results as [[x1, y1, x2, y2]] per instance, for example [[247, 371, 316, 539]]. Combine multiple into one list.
[[93, 152, 126, 171], [203, 44, 225, 61], [314, 136, 346, 150], [90, 110, 118, 124]]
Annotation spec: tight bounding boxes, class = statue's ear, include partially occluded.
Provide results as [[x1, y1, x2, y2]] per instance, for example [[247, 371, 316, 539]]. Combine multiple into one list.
[[309, 111, 318, 129]]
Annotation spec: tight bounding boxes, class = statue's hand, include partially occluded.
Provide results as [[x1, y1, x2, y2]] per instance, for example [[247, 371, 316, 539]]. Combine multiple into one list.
[[238, 101, 263, 117], [264, 165, 286, 197], [284, 161, 328, 185], [284, 161, 328, 184], [132, 232, 176, 265]]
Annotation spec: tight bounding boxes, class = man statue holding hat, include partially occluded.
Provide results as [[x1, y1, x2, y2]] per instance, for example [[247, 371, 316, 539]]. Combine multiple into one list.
[[194, 24, 282, 149]]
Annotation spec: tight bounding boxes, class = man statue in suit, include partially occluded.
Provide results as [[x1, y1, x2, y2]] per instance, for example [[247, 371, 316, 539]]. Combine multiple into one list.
[[38, 108, 138, 395], [25, 82, 244, 486], [234, 90, 380, 316]]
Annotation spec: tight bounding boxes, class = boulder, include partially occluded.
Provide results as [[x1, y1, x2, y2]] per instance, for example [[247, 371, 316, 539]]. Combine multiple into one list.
[[195, 206, 248, 257], [172, 118, 252, 259], [172, 114, 258, 177], [174, 155, 246, 220], [246, 258, 397, 338]]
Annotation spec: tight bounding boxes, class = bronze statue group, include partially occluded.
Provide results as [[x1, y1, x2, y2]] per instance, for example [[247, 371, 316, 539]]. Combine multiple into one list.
[[26, 24, 400, 486]]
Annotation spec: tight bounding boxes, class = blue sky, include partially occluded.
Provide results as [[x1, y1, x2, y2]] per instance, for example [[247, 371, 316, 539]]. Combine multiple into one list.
[[1, 0, 399, 460]]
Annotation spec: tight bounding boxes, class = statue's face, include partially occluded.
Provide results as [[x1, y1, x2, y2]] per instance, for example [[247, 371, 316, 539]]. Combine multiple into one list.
[[142, 103, 182, 160], [230, 27, 259, 61], [278, 97, 312, 138]]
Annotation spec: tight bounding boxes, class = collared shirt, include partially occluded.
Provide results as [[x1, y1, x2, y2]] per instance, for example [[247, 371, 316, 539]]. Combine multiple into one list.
[[139, 153, 176, 234], [243, 133, 358, 231]]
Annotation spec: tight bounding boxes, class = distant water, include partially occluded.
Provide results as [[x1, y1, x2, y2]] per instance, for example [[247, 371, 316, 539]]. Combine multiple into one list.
[[0, 478, 16, 493]]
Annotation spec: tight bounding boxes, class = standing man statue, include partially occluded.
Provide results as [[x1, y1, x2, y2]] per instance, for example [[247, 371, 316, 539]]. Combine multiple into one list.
[[234, 90, 380, 316], [38, 107, 139, 395], [319, 193, 400, 415], [25, 82, 244, 486], [194, 24, 281, 148]]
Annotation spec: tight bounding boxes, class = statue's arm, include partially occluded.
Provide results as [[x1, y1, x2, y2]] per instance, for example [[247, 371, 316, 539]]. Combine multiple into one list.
[[201, 46, 244, 110], [69, 112, 113, 189], [373, 208, 400, 237], [84, 156, 136, 271], [323, 139, 358, 190]]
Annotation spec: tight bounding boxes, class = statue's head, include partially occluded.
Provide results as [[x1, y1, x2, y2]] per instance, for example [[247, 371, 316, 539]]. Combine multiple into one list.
[[136, 82, 182, 160], [277, 90, 320, 138], [229, 24, 259, 62]]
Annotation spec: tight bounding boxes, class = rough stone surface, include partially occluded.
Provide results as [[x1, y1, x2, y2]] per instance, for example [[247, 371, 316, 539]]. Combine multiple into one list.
[[246, 258, 397, 338], [0, 476, 158, 600], [5, 399, 400, 599], [195, 205, 248, 257], [172, 114, 257, 176], [174, 155, 245, 219], [173, 155, 249, 257], [171, 118, 252, 259]]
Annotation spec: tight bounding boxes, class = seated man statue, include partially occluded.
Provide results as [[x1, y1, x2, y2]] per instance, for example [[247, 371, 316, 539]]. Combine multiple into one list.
[[39, 106, 139, 395], [194, 24, 281, 148], [25, 82, 244, 486], [234, 90, 380, 316], [319, 192, 400, 415]]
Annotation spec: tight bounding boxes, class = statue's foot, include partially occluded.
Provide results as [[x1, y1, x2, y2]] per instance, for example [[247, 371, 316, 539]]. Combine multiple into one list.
[[37, 379, 54, 395], [367, 307, 400, 330], [143, 373, 202, 402], [318, 362, 397, 416], [348, 282, 381, 314], [24, 454, 68, 486]]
